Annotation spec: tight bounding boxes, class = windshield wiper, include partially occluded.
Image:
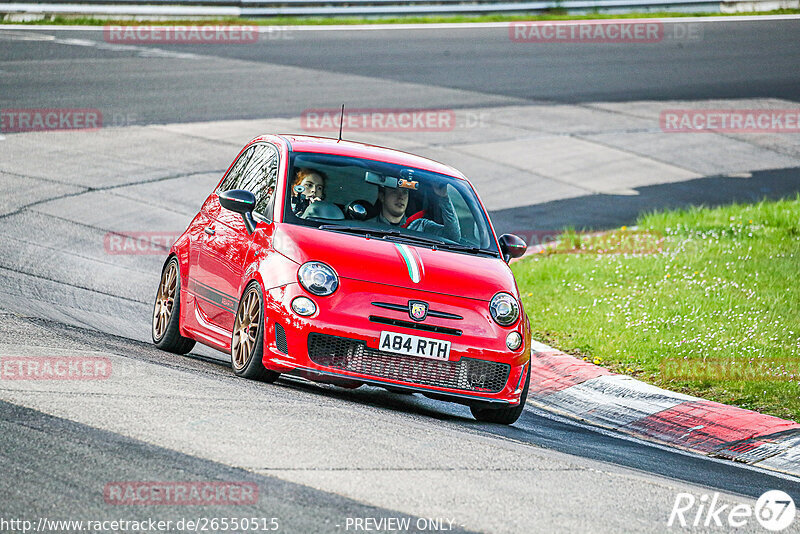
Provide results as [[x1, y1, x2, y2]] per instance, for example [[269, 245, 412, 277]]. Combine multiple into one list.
[[434, 243, 499, 257], [384, 234, 446, 247], [319, 224, 403, 238]]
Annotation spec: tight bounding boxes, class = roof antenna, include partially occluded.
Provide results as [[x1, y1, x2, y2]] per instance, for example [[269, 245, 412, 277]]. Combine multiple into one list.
[[337, 104, 345, 142]]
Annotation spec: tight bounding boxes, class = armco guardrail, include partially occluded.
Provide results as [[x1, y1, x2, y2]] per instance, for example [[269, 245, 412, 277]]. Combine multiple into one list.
[[0, 0, 728, 17]]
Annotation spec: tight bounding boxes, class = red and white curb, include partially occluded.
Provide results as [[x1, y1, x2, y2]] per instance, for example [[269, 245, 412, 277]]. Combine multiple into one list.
[[528, 340, 800, 478]]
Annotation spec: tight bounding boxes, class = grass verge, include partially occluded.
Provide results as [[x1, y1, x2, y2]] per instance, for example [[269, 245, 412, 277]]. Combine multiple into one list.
[[512, 197, 800, 421], [3, 9, 800, 26]]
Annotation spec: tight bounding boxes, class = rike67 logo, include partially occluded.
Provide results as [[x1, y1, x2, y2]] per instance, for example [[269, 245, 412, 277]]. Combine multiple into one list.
[[669, 490, 795, 531]]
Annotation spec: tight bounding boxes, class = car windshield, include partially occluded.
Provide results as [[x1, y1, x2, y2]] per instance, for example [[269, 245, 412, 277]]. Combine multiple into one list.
[[282, 152, 499, 256]]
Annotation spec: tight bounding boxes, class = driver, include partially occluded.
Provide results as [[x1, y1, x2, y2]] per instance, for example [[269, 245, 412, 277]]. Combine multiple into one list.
[[374, 183, 461, 242], [291, 168, 326, 217]]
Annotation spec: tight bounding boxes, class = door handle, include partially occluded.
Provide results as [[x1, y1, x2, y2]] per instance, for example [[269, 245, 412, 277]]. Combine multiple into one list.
[[204, 226, 215, 236]]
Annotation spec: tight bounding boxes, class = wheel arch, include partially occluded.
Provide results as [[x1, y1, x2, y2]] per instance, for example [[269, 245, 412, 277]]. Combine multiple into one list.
[[236, 276, 272, 331], [168, 234, 192, 286]]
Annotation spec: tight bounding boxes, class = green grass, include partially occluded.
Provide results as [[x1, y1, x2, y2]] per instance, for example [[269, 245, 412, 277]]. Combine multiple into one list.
[[5, 9, 800, 26], [512, 197, 800, 421]]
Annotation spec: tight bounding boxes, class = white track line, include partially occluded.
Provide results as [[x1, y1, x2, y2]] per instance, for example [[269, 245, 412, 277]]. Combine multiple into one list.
[[0, 14, 799, 32]]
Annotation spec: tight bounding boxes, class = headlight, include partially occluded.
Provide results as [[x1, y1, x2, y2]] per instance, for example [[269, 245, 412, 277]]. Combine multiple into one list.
[[298, 262, 338, 296], [490, 292, 519, 326]]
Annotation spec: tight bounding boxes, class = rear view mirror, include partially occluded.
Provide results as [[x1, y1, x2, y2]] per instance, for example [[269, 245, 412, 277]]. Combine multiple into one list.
[[365, 171, 398, 189]]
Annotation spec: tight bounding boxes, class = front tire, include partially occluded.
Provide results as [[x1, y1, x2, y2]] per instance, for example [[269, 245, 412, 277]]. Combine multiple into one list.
[[470, 368, 528, 425], [231, 281, 280, 383], [152, 257, 196, 354]]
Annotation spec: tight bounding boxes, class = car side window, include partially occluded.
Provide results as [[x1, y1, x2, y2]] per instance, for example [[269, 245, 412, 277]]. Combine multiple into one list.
[[448, 188, 488, 248], [218, 147, 254, 193], [237, 144, 279, 219], [218, 144, 280, 220]]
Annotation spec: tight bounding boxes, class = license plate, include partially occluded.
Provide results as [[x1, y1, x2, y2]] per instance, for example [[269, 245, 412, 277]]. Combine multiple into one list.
[[378, 331, 451, 361]]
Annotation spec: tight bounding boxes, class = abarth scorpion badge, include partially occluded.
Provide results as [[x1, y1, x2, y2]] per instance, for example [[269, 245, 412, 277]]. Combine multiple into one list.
[[409, 301, 428, 321]]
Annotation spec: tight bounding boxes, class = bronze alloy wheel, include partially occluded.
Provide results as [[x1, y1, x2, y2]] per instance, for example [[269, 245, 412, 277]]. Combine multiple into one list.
[[232, 287, 261, 371], [151, 257, 195, 354], [153, 260, 178, 341], [230, 282, 280, 382]]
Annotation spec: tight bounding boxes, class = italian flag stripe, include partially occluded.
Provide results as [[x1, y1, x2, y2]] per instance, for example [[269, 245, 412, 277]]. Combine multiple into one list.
[[395, 243, 420, 283]]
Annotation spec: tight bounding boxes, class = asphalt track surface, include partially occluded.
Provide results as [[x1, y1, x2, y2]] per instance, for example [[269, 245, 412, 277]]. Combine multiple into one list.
[[0, 19, 799, 125], [1, 18, 800, 533], [2, 313, 799, 532]]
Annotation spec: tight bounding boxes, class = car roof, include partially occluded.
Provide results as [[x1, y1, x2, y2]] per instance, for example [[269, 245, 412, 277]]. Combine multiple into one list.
[[274, 134, 468, 181]]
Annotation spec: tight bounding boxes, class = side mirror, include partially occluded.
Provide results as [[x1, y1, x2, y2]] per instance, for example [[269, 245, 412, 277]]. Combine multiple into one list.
[[499, 234, 527, 263], [219, 189, 257, 234]]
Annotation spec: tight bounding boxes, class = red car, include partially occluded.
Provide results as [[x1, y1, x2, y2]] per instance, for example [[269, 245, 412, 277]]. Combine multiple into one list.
[[152, 135, 531, 424]]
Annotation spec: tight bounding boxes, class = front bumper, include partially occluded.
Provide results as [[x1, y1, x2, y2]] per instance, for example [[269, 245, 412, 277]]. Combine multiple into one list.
[[261, 279, 530, 406]]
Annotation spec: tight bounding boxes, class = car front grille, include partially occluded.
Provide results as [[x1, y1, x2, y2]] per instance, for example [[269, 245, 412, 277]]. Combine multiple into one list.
[[307, 333, 510, 393]]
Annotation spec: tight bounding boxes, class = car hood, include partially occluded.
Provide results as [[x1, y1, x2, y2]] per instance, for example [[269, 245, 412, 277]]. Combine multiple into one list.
[[274, 224, 518, 301]]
